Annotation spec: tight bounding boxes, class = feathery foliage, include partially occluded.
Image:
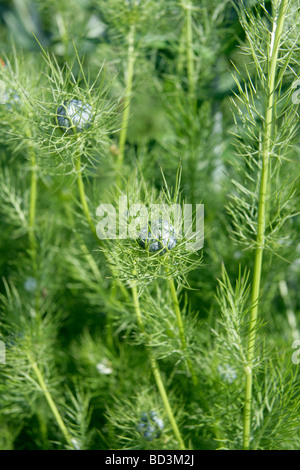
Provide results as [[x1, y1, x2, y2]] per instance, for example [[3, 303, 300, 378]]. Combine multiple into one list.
[[0, 0, 299, 450]]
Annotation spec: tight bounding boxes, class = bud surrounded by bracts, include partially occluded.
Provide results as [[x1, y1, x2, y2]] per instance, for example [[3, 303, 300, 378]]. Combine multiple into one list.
[[136, 411, 164, 441], [56, 99, 93, 134], [138, 219, 177, 254]]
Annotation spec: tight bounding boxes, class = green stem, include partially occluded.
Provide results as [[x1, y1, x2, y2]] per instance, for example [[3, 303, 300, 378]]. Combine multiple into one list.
[[29, 156, 37, 253], [75, 153, 97, 239], [184, 0, 196, 104], [26, 129, 41, 315], [118, 23, 136, 170], [167, 277, 197, 385], [36, 410, 48, 449], [131, 282, 186, 450], [243, 0, 289, 450], [181, 0, 197, 205], [131, 281, 145, 332], [176, 27, 186, 78], [65, 204, 120, 350], [28, 354, 74, 448], [74, 152, 130, 302], [149, 354, 185, 449], [65, 202, 102, 283], [26, 130, 37, 261]]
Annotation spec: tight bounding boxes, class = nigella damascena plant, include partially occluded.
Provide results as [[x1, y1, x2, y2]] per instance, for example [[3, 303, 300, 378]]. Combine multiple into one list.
[[138, 219, 177, 255], [56, 99, 93, 134], [136, 411, 164, 441]]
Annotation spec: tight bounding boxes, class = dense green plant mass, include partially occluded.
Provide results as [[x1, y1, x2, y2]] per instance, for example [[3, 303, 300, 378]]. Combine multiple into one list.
[[0, 0, 299, 450]]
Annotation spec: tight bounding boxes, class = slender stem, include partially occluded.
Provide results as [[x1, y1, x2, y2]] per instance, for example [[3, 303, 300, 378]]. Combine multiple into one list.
[[176, 27, 186, 78], [149, 354, 185, 450], [26, 129, 41, 316], [131, 282, 186, 450], [243, 0, 289, 450], [181, 0, 197, 205], [65, 204, 120, 350], [75, 153, 97, 239], [28, 354, 74, 448], [168, 275, 223, 442], [74, 152, 130, 302], [29, 156, 37, 253], [36, 410, 48, 449], [65, 202, 102, 283], [131, 281, 145, 332], [118, 23, 136, 170], [183, 0, 196, 104], [167, 277, 197, 385], [26, 129, 38, 260]]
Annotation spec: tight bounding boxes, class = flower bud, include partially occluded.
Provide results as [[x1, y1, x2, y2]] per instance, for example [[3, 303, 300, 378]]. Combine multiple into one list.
[[136, 410, 164, 440], [56, 99, 92, 134], [138, 218, 177, 254]]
